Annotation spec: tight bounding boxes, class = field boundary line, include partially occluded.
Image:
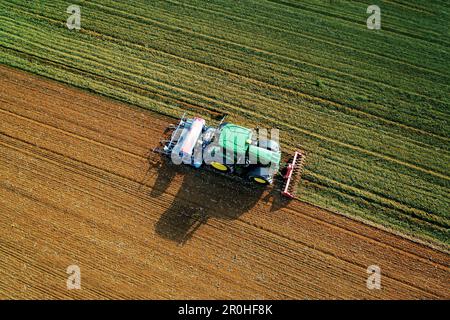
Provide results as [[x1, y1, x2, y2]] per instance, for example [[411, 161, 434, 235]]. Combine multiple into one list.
[[3, 85, 449, 247], [2, 76, 449, 182], [280, 205, 450, 268]]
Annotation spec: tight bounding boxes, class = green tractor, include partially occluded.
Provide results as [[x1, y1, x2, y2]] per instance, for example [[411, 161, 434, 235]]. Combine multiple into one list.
[[154, 114, 304, 198]]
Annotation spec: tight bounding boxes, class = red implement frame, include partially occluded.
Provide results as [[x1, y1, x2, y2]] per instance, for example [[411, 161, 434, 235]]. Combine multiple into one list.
[[281, 150, 305, 198]]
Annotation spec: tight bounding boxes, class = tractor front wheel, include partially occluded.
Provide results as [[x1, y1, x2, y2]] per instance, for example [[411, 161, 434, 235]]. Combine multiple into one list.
[[252, 176, 270, 184], [247, 166, 273, 185]]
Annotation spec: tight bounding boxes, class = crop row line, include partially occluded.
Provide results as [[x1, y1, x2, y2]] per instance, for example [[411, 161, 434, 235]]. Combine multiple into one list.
[[85, 0, 449, 106], [2, 6, 448, 141], [265, 0, 450, 47], [304, 171, 449, 229], [166, 0, 450, 79]]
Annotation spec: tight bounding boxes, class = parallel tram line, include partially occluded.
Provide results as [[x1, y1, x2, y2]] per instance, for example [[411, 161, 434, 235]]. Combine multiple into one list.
[[2, 8, 449, 146]]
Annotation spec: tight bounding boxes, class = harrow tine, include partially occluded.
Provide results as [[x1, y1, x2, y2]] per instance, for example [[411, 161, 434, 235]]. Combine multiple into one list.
[[153, 112, 187, 156], [281, 150, 306, 199]]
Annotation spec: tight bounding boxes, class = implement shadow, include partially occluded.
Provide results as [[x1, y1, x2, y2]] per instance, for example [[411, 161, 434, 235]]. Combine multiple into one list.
[[150, 157, 265, 245], [262, 182, 294, 212]]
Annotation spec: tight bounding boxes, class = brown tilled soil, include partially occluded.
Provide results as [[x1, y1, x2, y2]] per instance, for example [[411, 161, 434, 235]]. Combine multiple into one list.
[[0, 65, 448, 299]]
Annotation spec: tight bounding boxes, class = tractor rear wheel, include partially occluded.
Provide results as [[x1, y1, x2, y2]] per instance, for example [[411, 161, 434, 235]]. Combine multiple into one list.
[[210, 161, 232, 173]]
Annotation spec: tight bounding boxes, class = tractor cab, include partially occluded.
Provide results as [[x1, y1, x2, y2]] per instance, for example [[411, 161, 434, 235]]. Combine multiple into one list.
[[205, 123, 281, 184]]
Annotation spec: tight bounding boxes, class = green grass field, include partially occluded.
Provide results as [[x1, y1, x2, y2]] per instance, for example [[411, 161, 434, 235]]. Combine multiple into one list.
[[1, 0, 449, 245]]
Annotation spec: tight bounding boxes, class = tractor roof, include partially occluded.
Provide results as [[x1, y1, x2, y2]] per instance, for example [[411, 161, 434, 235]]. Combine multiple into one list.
[[218, 124, 281, 167], [218, 124, 252, 155]]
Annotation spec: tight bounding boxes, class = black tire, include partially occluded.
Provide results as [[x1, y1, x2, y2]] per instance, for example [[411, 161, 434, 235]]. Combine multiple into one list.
[[210, 161, 234, 173], [205, 144, 234, 173], [247, 166, 274, 185]]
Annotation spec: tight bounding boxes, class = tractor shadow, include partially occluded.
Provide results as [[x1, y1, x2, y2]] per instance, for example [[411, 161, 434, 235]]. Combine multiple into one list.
[[149, 156, 270, 245]]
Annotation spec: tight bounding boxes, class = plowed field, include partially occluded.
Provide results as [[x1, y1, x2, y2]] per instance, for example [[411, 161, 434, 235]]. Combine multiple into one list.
[[0, 66, 448, 299]]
